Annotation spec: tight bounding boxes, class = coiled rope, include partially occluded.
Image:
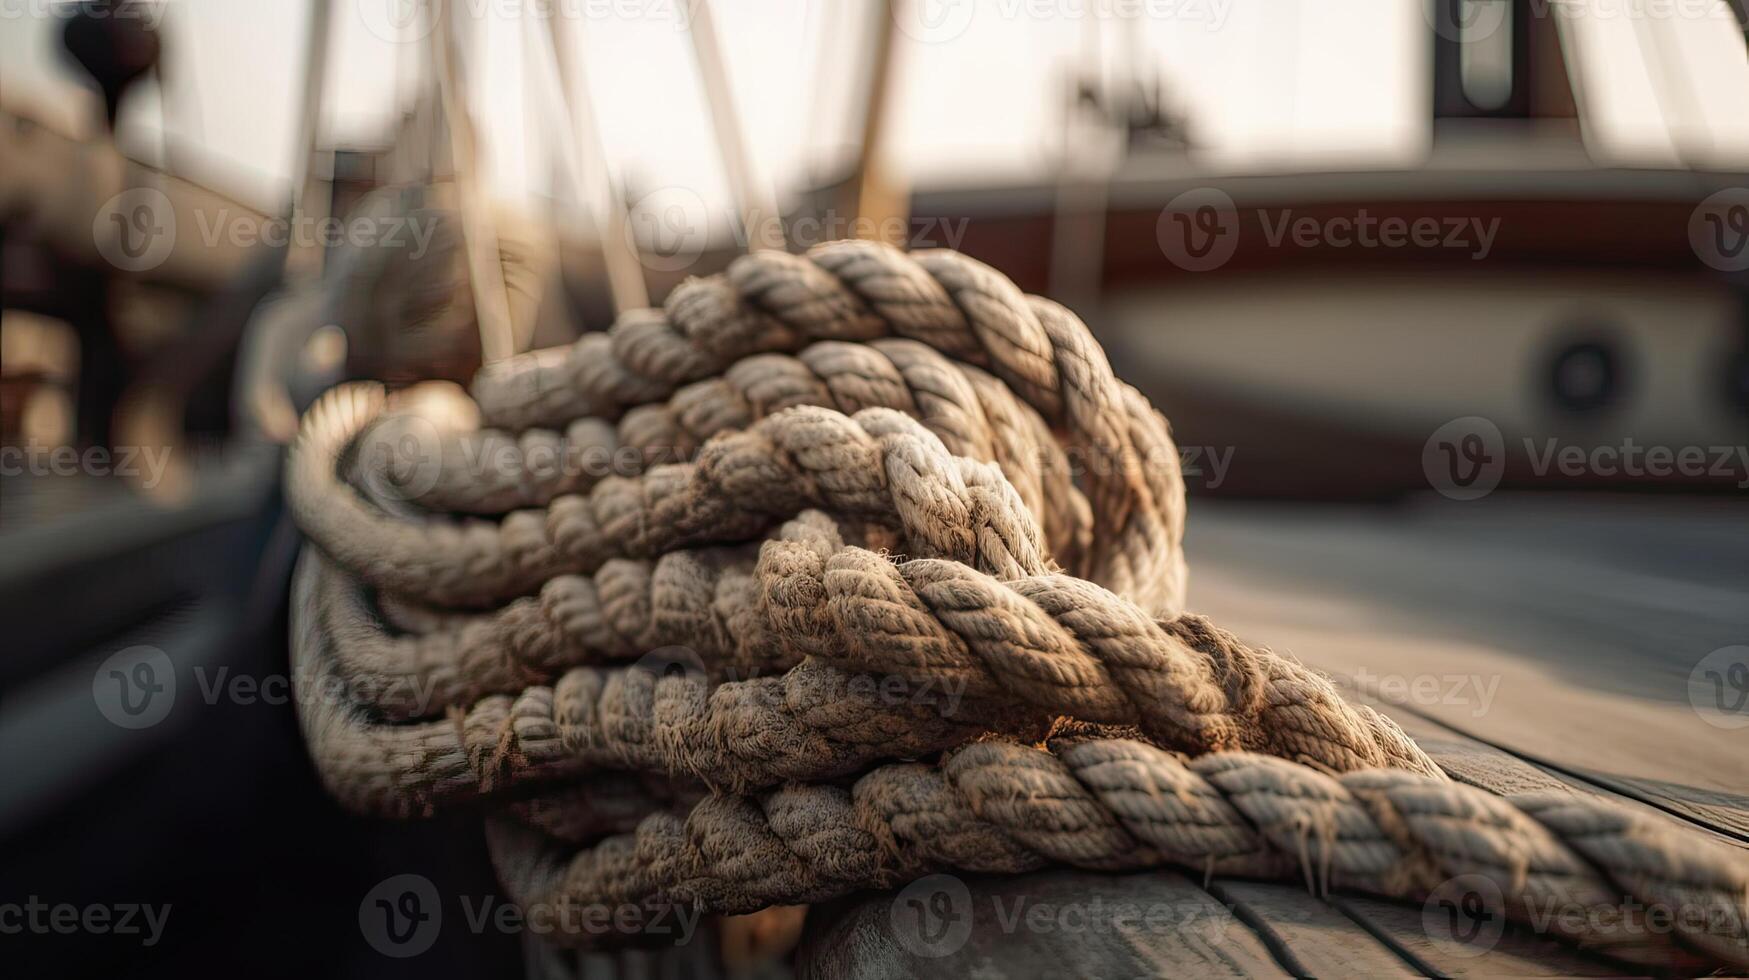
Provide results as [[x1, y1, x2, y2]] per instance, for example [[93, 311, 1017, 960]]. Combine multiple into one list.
[[285, 242, 1748, 968]]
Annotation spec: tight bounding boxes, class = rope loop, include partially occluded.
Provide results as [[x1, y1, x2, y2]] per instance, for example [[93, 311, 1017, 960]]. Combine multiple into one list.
[[286, 243, 1747, 968]]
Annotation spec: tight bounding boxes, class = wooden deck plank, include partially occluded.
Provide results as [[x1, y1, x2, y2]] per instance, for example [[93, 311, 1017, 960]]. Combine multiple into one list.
[[1358, 689, 1749, 849], [1329, 895, 1622, 977], [1184, 496, 1749, 838], [1208, 881, 1418, 978], [794, 498, 1742, 978], [799, 870, 1287, 979]]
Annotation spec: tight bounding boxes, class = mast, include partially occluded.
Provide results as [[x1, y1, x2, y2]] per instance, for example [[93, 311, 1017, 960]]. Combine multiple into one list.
[[526, 12, 650, 313], [427, 0, 519, 361], [685, 0, 785, 251]]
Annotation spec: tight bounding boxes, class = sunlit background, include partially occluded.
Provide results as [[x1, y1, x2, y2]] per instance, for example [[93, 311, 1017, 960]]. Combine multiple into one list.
[[3, 2, 1748, 976], [5, 0, 1746, 218]]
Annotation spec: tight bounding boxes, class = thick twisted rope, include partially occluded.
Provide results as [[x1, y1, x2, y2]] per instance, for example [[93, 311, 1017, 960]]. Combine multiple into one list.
[[289, 242, 1185, 612], [324, 505, 1432, 782], [357, 338, 1094, 572], [284, 242, 1748, 971], [485, 737, 1749, 969], [302, 402, 1435, 794], [301, 533, 1435, 817]]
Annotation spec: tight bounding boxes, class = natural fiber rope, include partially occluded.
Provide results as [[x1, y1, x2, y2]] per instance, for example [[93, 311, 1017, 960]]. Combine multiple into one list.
[[288, 241, 1186, 613], [301, 538, 1434, 817], [319, 493, 1434, 776], [484, 737, 1748, 969], [301, 399, 1437, 797], [284, 242, 1749, 968], [356, 338, 1096, 571]]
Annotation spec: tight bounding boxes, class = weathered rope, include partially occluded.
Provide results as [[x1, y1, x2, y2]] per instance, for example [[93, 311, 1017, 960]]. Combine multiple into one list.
[[322, 500, 1433, 779], [357, 338, 1095, 570], [302, 540, 1433, 816], [304, 547, 1008, 815], [485, 738, 1749, 969], [289, 242, 1186, 613], [283, 242, 1749, 970], [304, 401, 1435, 794]]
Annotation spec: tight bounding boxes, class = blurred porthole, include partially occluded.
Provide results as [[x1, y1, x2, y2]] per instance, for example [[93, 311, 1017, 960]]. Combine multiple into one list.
[[1544, 336, 1626, 415]]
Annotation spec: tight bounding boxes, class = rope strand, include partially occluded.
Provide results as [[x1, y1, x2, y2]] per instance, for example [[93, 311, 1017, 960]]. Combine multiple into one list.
[[283, 242, 1746, 969]]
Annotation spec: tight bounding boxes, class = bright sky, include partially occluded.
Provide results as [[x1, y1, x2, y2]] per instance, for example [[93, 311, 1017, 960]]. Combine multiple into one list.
[[2, 0, 1745, 213]]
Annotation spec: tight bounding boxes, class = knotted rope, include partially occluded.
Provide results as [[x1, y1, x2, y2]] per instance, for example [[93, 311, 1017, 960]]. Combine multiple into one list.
[[285, 242, 1748, 969], [484, 738, 1747, 972], [288, 241, 1185, 613]]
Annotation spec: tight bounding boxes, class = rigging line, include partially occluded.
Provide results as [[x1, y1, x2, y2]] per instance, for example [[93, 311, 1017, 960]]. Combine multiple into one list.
[[427, 0, 519, 362], [289, 0, 337, 278], [522, 11, 650, 314], [684, 0, 786, 252], [1629, 5, 1715, 165], [798, 0, 845, 185], [154, 0, 204, 176], [851, 0, 905, 244]]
